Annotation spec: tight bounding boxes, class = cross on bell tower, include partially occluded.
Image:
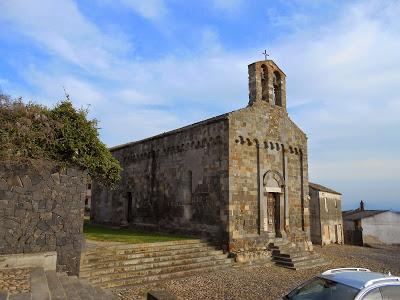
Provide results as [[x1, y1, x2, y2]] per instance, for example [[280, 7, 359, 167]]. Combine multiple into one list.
[[262, 50, 269, 60]]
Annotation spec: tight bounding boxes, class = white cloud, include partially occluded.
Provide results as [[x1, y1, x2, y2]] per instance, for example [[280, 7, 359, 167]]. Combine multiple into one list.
[[119, 0, 167, 21], [0, 0, 131, 72], [101, 109, 181, 145], [312, 159, 400, 182]]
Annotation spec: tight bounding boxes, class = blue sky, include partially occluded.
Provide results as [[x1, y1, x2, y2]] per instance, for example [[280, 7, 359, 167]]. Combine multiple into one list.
[[1, 0, 399, 211]]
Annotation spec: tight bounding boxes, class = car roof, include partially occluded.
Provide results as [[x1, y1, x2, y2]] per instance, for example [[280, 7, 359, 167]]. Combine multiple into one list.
[[319, 271, 393, 289]]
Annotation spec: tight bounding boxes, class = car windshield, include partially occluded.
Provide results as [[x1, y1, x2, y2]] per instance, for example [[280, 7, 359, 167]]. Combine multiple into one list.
[[284, 277, 360, 300]]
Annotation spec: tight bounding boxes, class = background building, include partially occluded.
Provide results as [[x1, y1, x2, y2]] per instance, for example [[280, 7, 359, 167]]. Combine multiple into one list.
[[343, 202, 400, 246], [309, 182, 343, 245]]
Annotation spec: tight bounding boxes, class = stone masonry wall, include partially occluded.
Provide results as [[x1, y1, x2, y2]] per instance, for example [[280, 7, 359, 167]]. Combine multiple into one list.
[[0, 160, 86, 275], [92, 117, 230, 244], [228, 101, 310, 253]]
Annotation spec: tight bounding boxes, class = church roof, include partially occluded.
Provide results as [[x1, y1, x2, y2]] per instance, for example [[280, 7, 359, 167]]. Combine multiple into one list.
[[110, 112, 229, 151], [309, 182, 341, 195]]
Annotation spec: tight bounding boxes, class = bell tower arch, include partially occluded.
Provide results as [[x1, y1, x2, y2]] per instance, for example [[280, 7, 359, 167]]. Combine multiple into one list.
[[248, 60, 286, 109]]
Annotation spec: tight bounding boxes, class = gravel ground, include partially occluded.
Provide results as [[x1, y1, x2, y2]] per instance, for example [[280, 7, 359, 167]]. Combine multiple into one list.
[[0, 268, 31, 295], [112, 244, 400, 300]]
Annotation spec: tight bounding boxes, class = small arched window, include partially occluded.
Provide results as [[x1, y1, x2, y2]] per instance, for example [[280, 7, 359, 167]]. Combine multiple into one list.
[[273, 71, 282, 107], [261, 64, 268, 101]]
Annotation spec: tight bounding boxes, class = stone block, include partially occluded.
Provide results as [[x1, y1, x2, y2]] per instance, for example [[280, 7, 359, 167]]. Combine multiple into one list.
[[0, 178, 7, 190], [21, 175, 32, 190], [0, 200, 8, 209], [0, 251, 57, 270], [50, 173, 60, 185], [7, 176, 23, 188]]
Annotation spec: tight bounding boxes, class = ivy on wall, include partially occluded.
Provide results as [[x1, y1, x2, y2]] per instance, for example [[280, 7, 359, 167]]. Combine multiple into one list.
[[0, 94, 121, 187]]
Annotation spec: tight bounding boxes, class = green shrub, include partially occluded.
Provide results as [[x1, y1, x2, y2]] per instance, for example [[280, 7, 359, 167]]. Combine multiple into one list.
[[0, 93, 121, 187]]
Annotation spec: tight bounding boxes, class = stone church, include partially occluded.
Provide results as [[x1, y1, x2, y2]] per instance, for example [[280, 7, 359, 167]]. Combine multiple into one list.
[[91, 59, 312, 259]]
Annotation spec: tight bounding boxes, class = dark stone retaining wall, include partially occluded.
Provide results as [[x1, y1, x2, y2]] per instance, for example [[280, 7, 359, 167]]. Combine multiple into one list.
[[0, 160, 86, 275]]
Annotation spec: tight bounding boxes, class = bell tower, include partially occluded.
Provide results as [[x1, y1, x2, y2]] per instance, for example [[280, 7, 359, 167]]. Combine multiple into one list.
[[248, 60, 286, 109]]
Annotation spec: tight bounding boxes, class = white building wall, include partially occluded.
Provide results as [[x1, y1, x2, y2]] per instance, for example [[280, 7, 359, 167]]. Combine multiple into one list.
[[361, 211, 400, 245]]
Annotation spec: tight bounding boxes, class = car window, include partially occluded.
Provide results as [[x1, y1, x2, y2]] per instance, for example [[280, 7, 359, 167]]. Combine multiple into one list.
[[362, 288, 383, 300], [380, 285, 400, 300], [286, 277, 359, 300]]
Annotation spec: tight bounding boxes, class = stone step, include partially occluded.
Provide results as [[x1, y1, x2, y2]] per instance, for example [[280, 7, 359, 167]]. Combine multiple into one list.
[[69, 277, 95, 300], [272, 251, 314, 259], [84, 258, 233, 283], [97, 260, 233, 288], [80, 253, 229, 277], [58, 275, 81, 300], [45, 270, 68, 300], [272, 250, 313, 258], [81, 243, 214, 262], [0, 291, 8, 300], [4, 268, 116, 300], [78, 279, 103, 299], [81, 247, 220, 266], [81, 240, 232, 289], [272, 253, 320, 263], [9, 293, 31, 300], [269, 242, 291, 248], [274, 257, 327, 270], [57, 273, 118, 300], [82, 239, 205, 256], [81, 249, 224, 270], [30, 267, 50, 300], [79, 279, 117, 300]]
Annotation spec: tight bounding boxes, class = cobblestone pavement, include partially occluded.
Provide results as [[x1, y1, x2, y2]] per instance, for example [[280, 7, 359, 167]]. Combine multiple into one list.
[[0, 268, 31, 295], [112, 244, 400, 300]]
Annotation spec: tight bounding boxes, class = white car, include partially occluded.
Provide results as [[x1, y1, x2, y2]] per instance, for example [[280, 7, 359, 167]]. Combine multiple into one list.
[[283, 268, 400, 300]]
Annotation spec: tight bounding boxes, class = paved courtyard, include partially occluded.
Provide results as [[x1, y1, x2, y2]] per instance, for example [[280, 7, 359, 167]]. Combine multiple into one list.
[[113, 244, 400, 300]]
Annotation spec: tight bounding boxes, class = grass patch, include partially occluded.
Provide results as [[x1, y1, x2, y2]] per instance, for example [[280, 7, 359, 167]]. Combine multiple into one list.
[[83, 220, 192, 244]]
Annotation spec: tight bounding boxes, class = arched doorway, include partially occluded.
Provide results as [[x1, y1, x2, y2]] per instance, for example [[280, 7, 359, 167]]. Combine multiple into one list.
[[263, 170, 285, 237]]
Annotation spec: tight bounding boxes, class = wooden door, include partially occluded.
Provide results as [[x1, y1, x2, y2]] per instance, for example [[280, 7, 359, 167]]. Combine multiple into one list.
[[274, 195, 280, 236], [267, 193, 280, 236], [267, 193, 275, 230]]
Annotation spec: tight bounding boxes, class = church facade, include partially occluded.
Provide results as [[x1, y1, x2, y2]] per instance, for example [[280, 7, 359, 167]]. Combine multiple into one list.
[[91, 60, 312, 260]]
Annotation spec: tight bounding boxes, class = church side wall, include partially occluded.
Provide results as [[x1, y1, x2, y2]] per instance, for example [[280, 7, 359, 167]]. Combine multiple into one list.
[[227, 102, 310, 253], [91, 119, 230, 242], [309, 187, 322, 244]]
